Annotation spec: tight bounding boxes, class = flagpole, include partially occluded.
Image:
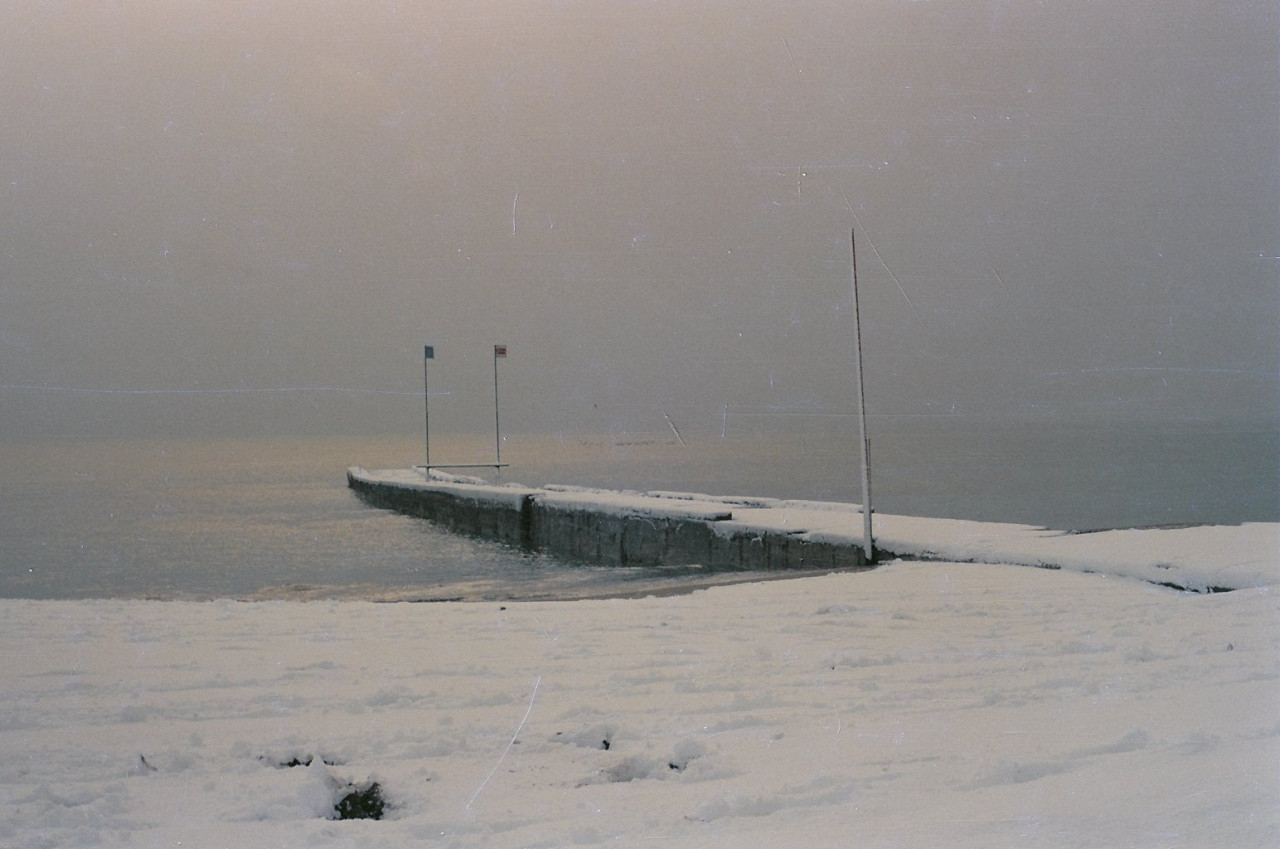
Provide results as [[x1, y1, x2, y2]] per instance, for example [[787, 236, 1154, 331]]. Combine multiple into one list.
[[850, 228, 874, 563]]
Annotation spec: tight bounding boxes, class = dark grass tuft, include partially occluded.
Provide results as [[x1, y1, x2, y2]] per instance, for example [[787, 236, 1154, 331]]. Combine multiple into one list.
[[335, 781, 385, 820]]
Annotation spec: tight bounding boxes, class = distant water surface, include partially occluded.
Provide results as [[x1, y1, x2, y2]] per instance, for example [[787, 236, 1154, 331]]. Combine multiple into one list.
[[1, 419, 1274, 600]]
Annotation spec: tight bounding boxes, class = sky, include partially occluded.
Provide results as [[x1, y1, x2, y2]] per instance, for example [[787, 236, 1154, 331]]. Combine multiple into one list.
[[1, 0, 1276, 439]]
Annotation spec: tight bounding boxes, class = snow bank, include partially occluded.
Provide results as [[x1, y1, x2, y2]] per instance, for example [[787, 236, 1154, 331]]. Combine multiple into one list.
[[1, 562, 1275, 847], [874, 515, 1280, 592]]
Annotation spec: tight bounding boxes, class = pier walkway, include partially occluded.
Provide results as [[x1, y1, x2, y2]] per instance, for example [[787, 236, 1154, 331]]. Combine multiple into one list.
[[347, 467, 1277, 592]]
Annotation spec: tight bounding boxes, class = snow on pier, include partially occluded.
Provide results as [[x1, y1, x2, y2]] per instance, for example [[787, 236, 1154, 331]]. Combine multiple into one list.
[[347, 467, 1278, 592]]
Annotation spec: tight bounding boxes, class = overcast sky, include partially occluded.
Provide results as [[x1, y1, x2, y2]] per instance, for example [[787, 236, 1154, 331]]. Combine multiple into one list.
[[1, 0, 1275, 439]]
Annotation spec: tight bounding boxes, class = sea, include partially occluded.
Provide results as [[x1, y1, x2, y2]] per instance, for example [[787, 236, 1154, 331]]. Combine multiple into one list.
[[2, 418, 1275, 601]]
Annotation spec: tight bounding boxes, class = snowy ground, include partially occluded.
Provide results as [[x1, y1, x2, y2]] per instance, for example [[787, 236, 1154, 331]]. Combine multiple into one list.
[[1, 546, 1277, 847]]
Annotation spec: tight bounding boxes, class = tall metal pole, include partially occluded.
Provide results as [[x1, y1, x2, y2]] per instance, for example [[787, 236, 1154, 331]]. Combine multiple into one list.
[[850, 228, 874, 562], [423, 345, 433, 474], [493, 344, 506, 465]]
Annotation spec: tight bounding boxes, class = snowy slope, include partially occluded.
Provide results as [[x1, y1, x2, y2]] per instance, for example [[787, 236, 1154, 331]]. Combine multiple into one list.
[[1, 558, 1276, 847]]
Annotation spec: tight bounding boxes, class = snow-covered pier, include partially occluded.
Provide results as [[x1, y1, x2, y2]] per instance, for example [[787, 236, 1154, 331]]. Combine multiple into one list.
[[346, 467, 873, 572], [347, 467, 1278, 592]]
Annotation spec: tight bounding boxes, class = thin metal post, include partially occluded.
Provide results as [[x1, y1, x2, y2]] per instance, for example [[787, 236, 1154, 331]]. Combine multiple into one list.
[[850, 228, 874, 562], [493, 344, 506, 465], [423, 345, 433, 473]]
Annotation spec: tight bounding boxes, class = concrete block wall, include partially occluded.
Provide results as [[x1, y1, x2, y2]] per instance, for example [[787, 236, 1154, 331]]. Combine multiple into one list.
[[348, 471, 867, 573], [347, 476, 531, 547]]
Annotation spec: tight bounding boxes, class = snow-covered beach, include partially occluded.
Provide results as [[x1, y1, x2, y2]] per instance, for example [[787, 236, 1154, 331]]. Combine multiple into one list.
[[2, 523, 1276, 847]]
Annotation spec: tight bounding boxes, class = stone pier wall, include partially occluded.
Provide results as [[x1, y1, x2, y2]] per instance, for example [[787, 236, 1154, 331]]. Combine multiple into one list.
[[346, 476, 531, 548], [347, 470, 868, 573]]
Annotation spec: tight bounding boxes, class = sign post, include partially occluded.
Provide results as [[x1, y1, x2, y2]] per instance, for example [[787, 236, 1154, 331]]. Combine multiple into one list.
[[850, 228, 874, 563]]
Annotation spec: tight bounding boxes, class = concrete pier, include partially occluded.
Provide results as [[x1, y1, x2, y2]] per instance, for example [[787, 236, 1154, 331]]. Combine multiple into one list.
[[347, 467, 872, 573]]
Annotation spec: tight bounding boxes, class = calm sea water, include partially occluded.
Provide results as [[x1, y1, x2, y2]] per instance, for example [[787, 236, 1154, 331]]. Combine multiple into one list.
[[1, 420, 1275, 601]]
